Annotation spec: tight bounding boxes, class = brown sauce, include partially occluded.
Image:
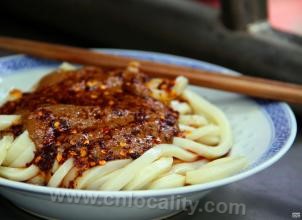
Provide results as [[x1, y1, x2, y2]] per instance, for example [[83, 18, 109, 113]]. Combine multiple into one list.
[[0, 66, 179, 172]]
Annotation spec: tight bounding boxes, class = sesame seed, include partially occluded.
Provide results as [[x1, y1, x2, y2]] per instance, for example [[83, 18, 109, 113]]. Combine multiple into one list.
[[54, 121, 60, 128], [90, 94, 98, 99], [99, 85, 107, 90], [99, 160, 106, 165], [90, 162, 96, 166], [119, 142, 127, 147], [56, 153, 63, 162], [80, 148, 87, 157], [86, 80, 98, 87], [119, 150, 127, 156]]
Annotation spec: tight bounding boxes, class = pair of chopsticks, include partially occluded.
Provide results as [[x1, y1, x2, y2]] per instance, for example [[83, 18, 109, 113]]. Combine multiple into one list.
[[0, 36, 301, 104]]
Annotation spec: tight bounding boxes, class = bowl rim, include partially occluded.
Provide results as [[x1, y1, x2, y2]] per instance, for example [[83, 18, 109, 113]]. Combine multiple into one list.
[[0, 49, 297, 198]]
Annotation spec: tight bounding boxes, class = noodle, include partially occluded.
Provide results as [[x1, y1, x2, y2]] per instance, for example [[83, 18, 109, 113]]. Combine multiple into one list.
[[0, 63, 248, 190], [148, 173, 186, 190], [0, 115, 21, 130], [124, 157, 173, 190]]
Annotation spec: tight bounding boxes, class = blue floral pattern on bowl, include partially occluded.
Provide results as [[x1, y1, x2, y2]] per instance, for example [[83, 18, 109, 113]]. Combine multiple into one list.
[[0, 50, 296, 166]]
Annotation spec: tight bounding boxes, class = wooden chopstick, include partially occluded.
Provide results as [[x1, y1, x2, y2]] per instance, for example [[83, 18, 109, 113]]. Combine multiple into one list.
[[0, 36, 301, 103]]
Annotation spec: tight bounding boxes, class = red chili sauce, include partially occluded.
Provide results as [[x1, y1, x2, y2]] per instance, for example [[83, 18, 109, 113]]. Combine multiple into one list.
[[0, 66, 180, 172]]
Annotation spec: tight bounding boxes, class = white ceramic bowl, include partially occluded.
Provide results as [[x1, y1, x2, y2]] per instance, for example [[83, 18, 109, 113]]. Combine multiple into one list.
[[0, 50, 297, 220]]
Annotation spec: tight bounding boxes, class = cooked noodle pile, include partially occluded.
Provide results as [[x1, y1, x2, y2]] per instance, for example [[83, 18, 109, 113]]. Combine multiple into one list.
[[0, 62, 247, 190]]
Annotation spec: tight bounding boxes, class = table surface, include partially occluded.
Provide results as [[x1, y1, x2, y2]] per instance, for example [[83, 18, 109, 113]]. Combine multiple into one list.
[[0, 50, 301, 220]]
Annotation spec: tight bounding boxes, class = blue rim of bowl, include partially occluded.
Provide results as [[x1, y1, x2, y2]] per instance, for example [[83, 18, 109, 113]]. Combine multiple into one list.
[[0, 49, 297, 198]]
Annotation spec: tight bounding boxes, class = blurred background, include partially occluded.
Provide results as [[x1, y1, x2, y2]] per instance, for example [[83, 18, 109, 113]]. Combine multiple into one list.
[[0, 0, 302, 83]]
